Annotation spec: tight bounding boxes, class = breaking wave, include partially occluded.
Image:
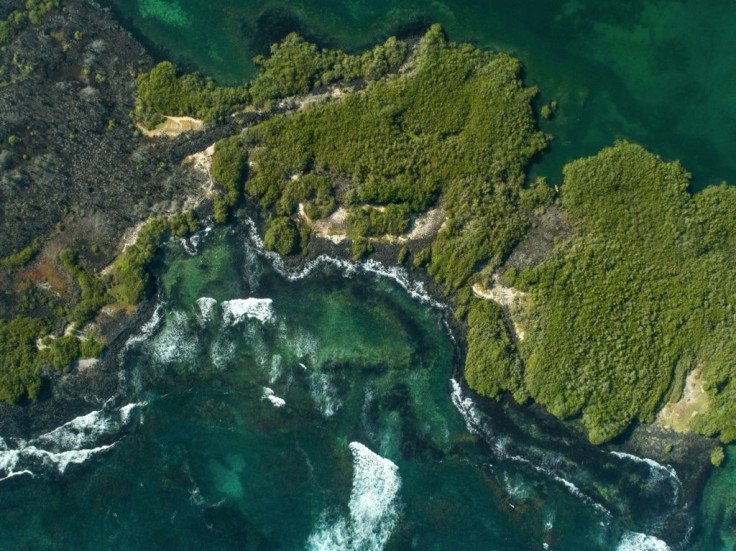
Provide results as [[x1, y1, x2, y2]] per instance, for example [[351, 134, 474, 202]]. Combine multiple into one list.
[[151, 310, 198, 364], [309, 371, 341, 418], [221, 298, 274, 326], [617, 531, 671, 551], [180, 226, 212, 256], [121, 301, 165, 356], [449, 378, 613, 520], [262, 387, 286, 408], [307, 442, 401, 551], [195, 296, 218, 325], [0, 402, 146, 482], [610, 451, 681, 493]]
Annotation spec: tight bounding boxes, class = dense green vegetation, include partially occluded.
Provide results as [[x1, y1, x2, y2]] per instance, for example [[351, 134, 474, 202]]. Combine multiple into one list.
[[210, 136, 248, 222], [133, 32, 406, 125], [0, 210, 198, 404], [245, 25, 547, 273], [0, 316, 47, 403], [29, 25, 736, 446], [237, 30, 736, 444], [0, 317, 104, 404], [249, 33, 407, 107], [0, 0, 59, 45], [263, 217, 299, 255], [346, 205, 411, 237], [59, 249, 109, 326], [515, 142, 736, 443], [110, 211, 198, 305], [464, 299, 527, 403], [0, 238, 41, 271], [134, 61, 250, 128]]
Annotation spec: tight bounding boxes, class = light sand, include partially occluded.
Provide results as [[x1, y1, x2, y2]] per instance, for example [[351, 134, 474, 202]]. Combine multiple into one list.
[[137, 116, 204, 138], [301, 206, 446, 245], [657, 367, 710, 433], [183, 143, 217, 195], [472, 277, 528, 341]]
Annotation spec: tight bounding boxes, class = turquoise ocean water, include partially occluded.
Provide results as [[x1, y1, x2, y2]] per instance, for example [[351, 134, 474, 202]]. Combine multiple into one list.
[[0, 227, 715, 549], [1, 1, 735, 549]]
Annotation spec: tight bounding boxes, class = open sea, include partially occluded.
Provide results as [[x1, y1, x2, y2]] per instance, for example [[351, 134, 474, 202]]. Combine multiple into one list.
[[1, 1, 735, 549]]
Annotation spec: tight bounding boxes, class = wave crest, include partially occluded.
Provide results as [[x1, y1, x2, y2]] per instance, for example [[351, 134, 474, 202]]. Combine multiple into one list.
[[307, 442, 401, 551]]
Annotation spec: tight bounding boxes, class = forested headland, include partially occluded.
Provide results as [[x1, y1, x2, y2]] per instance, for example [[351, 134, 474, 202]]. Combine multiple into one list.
[[3, 18, 734, 448]]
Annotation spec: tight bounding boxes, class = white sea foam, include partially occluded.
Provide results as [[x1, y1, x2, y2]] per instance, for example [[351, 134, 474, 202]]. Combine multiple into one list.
[[449, 379, 614, 520], [210, 338, 236, 369], [449, 378, 485, 436], [284, 327, 319, 366], [241, 216, 448, 311], [610, 451, 681, 490], [262, 387, 286, 408], [0, 401, 145, 482], [269, 355, 283, 383], [181, 226, 212, 255], [508, 450, 613, 520], [0, 469, 34, 482], [151, 310, 198, 364], [195, 297, 218, 325], [34, 410, 111, 450], [307, 442, 401, 551], [502, 471, 530, 501], [120, 402, 148, 425], [221, 298, 274, 326], [617, 531, 670, 551], [310, 372, 340, 417], [121, 301, 165, 356]]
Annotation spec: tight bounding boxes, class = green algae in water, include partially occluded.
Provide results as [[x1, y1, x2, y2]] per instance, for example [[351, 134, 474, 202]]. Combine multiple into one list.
[[694, 446, 736, 550], [0, 227, 698, 549], [138, 0, 191, 28]]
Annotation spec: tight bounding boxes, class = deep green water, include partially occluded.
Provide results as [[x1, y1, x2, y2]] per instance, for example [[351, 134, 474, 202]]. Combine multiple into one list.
[[0, 227, 730, 549], [106, 0, 736, 189]]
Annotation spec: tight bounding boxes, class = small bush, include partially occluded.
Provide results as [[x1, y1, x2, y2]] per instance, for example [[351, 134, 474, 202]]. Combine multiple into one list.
[[263, 217, 299, 255]]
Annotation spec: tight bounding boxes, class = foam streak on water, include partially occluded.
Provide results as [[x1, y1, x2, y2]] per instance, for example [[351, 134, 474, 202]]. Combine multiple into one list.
[[120, 301, 165, 358], [307, 442, 401, 551], [180, 226, 212, 256], [449, 378, 613, 521], [610, 451, 682, 490], [242, 216, 448, 312], [195, 296, 218, 325], [0, 402, 146, 481]]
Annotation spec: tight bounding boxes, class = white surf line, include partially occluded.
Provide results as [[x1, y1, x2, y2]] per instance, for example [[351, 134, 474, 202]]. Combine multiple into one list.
[[262, 387, 286, 408], [221, 298, 274, 325], [450, 378, 613, 521], [0, 401, 147, 482], [241, 216, 450, 312], [307, 442, 401, 551], [610, 451, 682, 490], [180, 226, 213, 256]]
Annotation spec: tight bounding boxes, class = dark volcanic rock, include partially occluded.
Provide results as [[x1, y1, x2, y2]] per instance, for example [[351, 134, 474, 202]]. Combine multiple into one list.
[[0, 0, 208, 266]]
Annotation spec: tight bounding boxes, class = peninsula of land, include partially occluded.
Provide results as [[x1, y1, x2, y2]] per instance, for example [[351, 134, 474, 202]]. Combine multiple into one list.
[[1, 2, 733, 457]]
